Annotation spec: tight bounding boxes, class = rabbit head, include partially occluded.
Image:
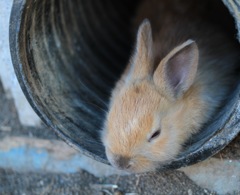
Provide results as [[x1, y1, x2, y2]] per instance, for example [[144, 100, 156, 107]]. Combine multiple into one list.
[[102, 19, 199, 173]]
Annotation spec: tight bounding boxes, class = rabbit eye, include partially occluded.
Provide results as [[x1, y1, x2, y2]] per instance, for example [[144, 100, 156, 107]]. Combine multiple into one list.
[[148, 130, 161, 142]]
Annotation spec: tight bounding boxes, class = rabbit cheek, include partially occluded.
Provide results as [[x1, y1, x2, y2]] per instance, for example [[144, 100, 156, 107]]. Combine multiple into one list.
[[130, 156, 157, 173]]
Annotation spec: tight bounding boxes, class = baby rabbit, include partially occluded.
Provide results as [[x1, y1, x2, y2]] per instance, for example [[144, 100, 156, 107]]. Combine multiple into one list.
[[101, 0, 240, 173]]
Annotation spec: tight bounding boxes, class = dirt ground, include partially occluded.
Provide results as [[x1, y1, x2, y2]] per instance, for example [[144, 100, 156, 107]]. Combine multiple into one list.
[[0, 80, 239, 195], [0, 168, 214, 195]]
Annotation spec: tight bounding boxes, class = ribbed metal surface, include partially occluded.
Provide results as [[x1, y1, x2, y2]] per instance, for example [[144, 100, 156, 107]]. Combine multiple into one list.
[[10, 0, 139, 163], [10, 0, 240, 169]]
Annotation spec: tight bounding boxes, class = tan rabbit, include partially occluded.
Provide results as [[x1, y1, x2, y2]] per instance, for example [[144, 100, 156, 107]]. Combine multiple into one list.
[[101, 0, 240, 173]]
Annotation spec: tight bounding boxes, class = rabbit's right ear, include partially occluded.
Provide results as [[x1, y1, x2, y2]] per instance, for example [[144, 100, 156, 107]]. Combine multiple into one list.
[[128, 19, 154, 80], [153, 40, 199, 100]]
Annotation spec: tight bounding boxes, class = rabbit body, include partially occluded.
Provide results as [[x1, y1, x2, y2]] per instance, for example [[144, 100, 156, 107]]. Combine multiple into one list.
[[101, 0, 240, 173]]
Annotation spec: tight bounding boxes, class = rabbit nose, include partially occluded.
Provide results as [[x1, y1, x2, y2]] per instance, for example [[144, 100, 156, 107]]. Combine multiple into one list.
[[114, 155, 131, 170]]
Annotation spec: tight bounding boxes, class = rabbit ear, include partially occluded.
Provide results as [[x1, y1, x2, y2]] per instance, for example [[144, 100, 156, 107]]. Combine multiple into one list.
[[153, 40, 199, 100], [129, 19, 154, 80]]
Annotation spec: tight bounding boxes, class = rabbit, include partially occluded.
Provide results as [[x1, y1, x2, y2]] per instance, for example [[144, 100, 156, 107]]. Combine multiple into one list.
[[101, 0, 240, 173]]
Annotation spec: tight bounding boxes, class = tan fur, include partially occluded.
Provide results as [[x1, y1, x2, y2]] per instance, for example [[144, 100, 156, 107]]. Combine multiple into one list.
[[101, 0, 240, 173]]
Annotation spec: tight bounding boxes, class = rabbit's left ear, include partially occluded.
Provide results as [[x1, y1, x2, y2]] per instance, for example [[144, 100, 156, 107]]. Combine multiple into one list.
[[153, 40, 199, 100], [129, 19, 154, 80]]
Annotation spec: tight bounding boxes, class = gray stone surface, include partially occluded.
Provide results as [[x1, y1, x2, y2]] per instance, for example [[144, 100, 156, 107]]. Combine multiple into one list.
[[181, 158, 240, 194], [0, 0, 41, 126]]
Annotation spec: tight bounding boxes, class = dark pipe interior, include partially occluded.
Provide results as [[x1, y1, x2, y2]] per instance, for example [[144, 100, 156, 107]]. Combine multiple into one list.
[[10, 0, 240, 169]]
